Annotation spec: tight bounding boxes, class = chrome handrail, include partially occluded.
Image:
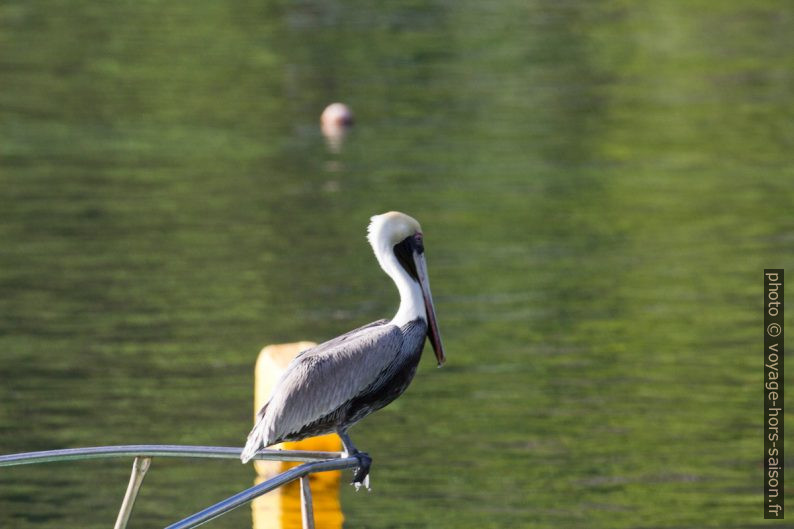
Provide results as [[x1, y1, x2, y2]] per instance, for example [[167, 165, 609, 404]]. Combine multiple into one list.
[[0, 445, 358, 529], [0, 445, 343, 466], [165, 457, 358, 529]]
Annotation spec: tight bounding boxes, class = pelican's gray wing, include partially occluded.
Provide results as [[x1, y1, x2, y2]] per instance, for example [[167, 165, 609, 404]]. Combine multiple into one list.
[[259, 321, 403, 444], [292, 319, 389, 362]]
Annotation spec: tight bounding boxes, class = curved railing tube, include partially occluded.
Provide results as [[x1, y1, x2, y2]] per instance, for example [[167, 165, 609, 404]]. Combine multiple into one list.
[[0, 445, 358, 529], [165, 457, 358, 529], [0, 445, 343, 467]]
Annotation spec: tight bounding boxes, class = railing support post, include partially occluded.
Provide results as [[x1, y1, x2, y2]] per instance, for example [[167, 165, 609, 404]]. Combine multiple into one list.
[[114, 456, 152, 529], [300, 476, 315, 529]]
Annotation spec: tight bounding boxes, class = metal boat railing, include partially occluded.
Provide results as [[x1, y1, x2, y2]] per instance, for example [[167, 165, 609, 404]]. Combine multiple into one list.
[[0, 445, 358, 529]]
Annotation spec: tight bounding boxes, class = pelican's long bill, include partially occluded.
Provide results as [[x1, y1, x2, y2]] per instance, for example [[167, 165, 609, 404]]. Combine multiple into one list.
[[413, 251, 446, 366]]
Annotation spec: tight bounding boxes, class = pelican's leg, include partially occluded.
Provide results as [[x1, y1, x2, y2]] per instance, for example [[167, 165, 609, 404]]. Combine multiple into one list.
[[337, 430, 372, 490]]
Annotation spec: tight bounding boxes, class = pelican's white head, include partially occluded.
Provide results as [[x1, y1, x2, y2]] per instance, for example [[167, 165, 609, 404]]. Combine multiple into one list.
[[367, 211, 422, 267], [366, 211, 445, 365]]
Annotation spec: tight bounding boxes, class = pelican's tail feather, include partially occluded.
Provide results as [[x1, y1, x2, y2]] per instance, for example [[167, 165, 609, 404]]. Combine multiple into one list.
[[241, 422, 264, 463], [241, 407, 269, 464]]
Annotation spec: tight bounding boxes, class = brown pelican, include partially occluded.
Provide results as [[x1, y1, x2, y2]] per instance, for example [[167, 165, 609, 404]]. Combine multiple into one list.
[[241, 211, 446, 487]]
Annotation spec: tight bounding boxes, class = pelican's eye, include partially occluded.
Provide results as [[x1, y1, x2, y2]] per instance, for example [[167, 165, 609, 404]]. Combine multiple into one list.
[[413, 233, 424, 253]]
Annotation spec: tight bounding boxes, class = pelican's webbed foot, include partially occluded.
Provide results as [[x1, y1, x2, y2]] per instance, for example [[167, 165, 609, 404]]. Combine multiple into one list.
[[352, 451, 372, 490], [338, 429, 372, 491]]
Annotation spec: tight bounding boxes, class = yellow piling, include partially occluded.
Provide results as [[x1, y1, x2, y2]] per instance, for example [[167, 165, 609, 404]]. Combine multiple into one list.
[[251, 342, 344, 529]]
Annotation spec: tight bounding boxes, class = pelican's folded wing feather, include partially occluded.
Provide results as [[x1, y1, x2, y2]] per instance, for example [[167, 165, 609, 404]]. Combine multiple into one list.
[[261, 321, 403, 443]]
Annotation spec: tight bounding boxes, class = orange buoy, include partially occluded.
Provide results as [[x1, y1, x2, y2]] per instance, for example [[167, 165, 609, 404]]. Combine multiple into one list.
[[320, 103, 354, 153]]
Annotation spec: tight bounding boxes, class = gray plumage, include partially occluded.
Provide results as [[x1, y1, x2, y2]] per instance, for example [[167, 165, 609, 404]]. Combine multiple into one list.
[[240, 318, 427, 463]]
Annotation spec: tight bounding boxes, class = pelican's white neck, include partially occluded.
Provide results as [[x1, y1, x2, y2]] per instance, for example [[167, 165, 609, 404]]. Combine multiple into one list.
[[367, 212, 426, 327], [385, 252, 425, 327]]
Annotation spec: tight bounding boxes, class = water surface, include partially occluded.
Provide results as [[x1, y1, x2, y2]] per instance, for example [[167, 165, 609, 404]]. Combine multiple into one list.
[[1, 1, 792, 528]]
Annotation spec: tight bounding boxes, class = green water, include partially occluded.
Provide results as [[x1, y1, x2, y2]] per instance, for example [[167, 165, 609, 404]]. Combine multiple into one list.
[[1, 1, 792, 528]]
